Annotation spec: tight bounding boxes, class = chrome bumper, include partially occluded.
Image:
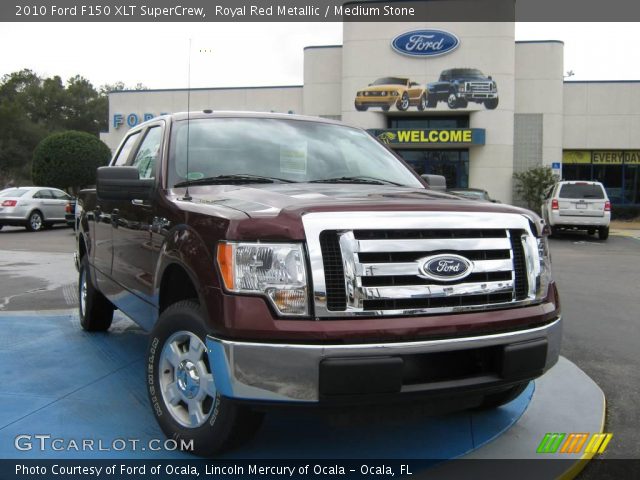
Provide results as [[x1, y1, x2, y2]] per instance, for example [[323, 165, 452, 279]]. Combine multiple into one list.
[[206, 316, 562, 403]]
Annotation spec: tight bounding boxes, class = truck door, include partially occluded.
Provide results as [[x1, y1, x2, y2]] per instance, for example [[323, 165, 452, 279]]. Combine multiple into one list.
[[93, 131, 142, 286], [110, 123, 163, 328]]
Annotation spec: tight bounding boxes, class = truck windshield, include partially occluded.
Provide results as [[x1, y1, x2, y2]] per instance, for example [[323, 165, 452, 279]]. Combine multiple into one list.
[[450, 69, 486, 79], [167, 118, 423, 188]]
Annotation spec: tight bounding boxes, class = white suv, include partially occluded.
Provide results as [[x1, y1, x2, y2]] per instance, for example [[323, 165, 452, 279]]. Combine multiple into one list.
[[541, 181, 611, 240]]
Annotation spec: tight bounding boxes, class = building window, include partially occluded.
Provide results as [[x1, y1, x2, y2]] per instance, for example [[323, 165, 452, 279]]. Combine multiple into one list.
[[388, 116, 469, 129], [396, 149, 469, 189], [624, 165, 640, 204], [562, 150, 640, 205]]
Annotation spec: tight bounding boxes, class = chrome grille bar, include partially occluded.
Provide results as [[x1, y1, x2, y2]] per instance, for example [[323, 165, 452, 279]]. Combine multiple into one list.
[[356, 237, 511, 253], [362, 280, 514, 300], [359, 258, 514, 277]]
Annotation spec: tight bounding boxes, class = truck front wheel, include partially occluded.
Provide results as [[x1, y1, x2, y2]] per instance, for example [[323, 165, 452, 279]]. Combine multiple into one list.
[[78, 256, 114, 331], [485, 98, 499, 110], [147, 300, 263, 456]]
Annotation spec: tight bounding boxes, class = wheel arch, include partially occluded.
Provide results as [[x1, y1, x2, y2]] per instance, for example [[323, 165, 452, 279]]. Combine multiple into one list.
[[153, 225, 222, 330]]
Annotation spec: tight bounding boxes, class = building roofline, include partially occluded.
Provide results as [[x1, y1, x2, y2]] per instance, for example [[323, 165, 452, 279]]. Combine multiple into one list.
[[110, 85, 303, 94], [515, 40, 564, 45], [303, 44, 343, 50], [564, 80, 640, 84]]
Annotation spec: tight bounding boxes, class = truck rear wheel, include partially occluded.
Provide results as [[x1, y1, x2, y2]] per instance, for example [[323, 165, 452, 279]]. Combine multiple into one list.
[[147, 300, 263, 456], [78, 256, 114, 331]]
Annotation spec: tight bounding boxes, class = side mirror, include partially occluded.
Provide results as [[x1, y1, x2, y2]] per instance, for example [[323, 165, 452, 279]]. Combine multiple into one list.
[[421, 174, 447, 192], [488, 75, 493, 80], [97, 166, 153, 202]]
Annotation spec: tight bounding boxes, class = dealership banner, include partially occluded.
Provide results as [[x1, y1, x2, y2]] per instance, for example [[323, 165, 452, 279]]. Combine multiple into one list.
[[3, 0, 640, 21], [4, 459, 640, 479], [369, 128, 485, 147]]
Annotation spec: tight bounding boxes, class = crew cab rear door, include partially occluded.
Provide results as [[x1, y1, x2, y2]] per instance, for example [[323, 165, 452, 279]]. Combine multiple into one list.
[[557, 182, 607, 218], [93, 130, 142, 286]]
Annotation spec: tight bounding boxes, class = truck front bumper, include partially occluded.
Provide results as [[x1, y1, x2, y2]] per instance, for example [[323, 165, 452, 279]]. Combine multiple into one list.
[[206, 316, 562, 403]]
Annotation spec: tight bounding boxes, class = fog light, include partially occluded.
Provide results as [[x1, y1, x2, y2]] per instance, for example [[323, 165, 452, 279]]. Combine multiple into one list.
[[267, 288, 308, 315]]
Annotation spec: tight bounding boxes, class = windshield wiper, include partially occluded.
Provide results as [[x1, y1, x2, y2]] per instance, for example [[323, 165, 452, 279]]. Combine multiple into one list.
[[174, 174, 296, 187], [309, 176, 403, 186]]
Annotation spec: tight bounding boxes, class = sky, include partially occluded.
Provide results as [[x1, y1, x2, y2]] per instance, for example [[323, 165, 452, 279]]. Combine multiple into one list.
[[0, 22, 638, 90]]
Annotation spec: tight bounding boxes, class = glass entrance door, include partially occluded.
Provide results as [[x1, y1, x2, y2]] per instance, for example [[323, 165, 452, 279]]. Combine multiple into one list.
[[396, 149, 469, 189]]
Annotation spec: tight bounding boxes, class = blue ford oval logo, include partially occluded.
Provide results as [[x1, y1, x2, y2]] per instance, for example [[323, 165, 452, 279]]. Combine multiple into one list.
[[419, 254, 472, 282], [391, 29, 460, 57]]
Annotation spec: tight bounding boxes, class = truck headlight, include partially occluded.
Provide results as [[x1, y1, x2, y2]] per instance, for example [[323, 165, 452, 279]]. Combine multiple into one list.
[[491, 81, 497, 92], [217, 242, 308, 316], [457, 83, 465, 92], [537, 236, 552, 299]]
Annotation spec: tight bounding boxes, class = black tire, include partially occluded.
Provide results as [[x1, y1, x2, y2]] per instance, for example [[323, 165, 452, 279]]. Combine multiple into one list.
[[396, 92, 410, 111], [426, 95, 437, 108], [147, 300, 263, 456], [417, 94, 426, 111], [78, 256, 114, 331], [0, 224, 3, 231], [598, 226, 609, 240], [477, 382, 529, 410], [354, 102, 367, 112], [447, 92, 460, 109], [381, 104, 390, 112], [485, 98, 499, 110], [26, 210, 44, 232]]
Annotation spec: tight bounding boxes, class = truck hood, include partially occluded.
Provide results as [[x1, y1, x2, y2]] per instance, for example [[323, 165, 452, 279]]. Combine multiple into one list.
[[172, 183, 536, 219]]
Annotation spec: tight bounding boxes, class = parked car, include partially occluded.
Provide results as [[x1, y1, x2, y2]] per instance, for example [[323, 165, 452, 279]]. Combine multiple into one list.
[[355, 77, 427, 111], [0, 186, 73, 231], [76, 111, 560, 455], [65, 199, 77, 228], [447, 188, 500, 203], [427, 68, 499, 109], [541, 181, 611, 240]]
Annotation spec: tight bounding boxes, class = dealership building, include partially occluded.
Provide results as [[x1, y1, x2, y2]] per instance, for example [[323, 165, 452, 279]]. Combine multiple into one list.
[[101, 22, 640, 206]]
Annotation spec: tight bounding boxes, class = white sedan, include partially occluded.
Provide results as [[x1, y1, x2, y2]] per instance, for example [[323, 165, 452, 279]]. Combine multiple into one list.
[[0, 186, 73, 231]]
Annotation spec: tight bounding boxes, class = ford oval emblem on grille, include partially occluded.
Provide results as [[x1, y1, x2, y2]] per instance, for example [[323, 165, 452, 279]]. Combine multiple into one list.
[[391, 29, 460, 57], [419, 254, 473, 282]]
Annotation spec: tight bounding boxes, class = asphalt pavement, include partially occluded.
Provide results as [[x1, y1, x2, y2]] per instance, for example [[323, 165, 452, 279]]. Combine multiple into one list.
[[0, 224, 638, 472]]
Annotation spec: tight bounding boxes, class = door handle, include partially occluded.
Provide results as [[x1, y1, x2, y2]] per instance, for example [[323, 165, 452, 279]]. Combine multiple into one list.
[[131, 199, 150, 207]]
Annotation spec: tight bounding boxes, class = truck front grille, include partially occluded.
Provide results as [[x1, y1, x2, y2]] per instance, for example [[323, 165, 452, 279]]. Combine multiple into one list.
[[302, 212, 541, 318], [466, 81, 492, 92]]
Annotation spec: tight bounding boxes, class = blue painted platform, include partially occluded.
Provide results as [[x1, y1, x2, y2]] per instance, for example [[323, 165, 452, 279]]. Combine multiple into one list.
[[0, 312, 533, 460]]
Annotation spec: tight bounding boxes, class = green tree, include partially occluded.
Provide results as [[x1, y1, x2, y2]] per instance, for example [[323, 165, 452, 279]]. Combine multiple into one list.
[[0, 70, 121, 185], [32, 131, 111, 193], [513, 166, 559, 214]]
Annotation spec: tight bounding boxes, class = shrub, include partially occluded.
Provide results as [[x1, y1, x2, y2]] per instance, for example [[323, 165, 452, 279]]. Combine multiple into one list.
[[32, 131, 111, 193], [513, 166, 559, 214]]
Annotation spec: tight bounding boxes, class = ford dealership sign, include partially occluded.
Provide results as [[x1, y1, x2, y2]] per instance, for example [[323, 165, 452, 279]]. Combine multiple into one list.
[[391, 29, 460, 57]]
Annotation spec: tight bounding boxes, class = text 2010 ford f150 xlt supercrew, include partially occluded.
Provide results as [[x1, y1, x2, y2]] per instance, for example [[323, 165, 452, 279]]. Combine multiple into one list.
[[75, 112, 561, 455]]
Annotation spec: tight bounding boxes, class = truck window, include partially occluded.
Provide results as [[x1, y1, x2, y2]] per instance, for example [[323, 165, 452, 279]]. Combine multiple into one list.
[[131, 126, 162, 179], [113, 132, 141, 166]]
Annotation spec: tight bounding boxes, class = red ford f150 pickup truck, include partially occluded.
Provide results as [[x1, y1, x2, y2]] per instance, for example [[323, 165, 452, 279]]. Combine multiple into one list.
[[75, 112, 561, 455]]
